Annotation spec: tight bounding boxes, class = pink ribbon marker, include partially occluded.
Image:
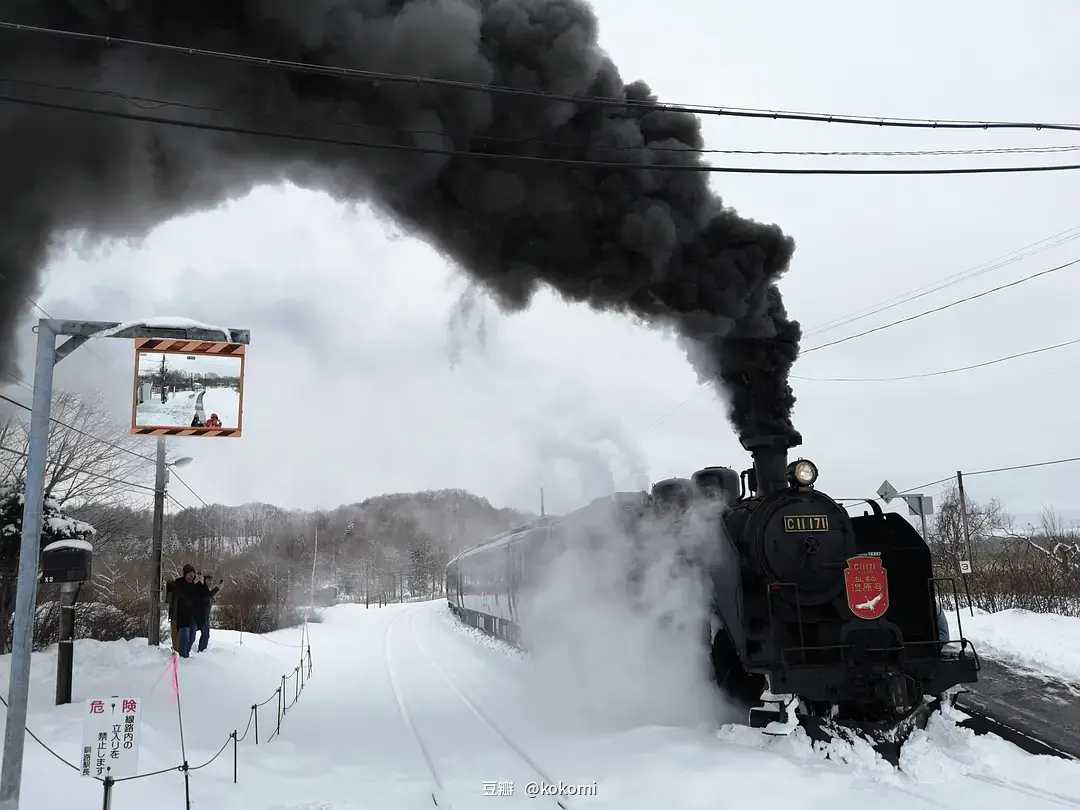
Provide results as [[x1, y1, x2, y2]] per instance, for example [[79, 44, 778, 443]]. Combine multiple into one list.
[[169, 652, 181, 702]]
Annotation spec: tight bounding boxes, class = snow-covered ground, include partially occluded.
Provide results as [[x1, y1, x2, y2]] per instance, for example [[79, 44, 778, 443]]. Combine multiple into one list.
[[5, 602, 1080, 809], [947, 607, 1080, 683], [136, 386, 240, 428]]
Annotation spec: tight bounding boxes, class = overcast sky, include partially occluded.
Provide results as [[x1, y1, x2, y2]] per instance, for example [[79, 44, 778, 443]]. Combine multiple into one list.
[[4, 1, 1079, 527]]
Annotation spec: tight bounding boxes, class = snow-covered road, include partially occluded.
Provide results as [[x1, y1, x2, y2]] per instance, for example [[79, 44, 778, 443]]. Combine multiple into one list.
[[7, 601, 1080, 809]]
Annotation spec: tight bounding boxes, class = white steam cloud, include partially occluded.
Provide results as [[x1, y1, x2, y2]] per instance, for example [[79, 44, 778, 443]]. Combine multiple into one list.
[[516, 497, 736, 733]]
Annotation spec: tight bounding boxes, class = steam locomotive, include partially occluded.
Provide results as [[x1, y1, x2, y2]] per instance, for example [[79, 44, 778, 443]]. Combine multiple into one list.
[[446, 434, 979, 757]]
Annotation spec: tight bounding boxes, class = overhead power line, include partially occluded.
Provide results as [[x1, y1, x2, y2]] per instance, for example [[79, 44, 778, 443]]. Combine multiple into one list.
[[0, 443, 156, 494], [801, 257, 1080, 354], [7, 92, 1080, 177], [802, 223, 1080, 337], [0, 391, 155, 464], [794, 335, 1080, 381], [3, 20, 1080, 133], [170, 468, 209, 508], [0, 390, 212, 509], [966, 455, 1080, 477], [3, 75, 1079, 163]]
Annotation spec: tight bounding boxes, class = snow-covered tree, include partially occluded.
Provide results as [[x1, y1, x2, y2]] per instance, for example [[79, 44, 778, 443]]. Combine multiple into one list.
[[0, 482, 96, 651]]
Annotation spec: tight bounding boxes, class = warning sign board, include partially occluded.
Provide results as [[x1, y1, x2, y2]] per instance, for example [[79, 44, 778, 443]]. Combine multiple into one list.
[[81, 697, 141, 779]]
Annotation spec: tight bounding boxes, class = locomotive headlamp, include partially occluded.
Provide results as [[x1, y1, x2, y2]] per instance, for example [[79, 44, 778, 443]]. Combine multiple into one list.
[[788, 459, 818, 487]]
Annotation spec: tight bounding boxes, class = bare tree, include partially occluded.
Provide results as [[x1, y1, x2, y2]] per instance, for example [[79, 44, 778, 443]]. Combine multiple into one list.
[[0, 391, 149, 507]]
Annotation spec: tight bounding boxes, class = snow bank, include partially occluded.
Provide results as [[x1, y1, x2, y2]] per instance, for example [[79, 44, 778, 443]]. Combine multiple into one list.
[[948, 608, 1080, 683]]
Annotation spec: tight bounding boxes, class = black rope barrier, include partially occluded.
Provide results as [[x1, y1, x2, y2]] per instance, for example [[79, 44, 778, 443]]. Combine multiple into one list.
[[112, 763, 183, 783], [235, 706, 255, 743], [3, 636, 314, 808], [187, 734, 233, 771]]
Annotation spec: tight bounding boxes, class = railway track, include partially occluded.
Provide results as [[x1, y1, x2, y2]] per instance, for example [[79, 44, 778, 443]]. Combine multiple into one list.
[[385, 606, 569, 809]]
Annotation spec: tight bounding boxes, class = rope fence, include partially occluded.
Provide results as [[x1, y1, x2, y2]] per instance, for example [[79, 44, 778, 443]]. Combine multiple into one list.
[[2, 635, 315, 809]]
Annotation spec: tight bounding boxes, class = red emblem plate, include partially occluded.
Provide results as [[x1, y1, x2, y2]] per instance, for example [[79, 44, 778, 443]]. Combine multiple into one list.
[[843, 555, 890, 620]]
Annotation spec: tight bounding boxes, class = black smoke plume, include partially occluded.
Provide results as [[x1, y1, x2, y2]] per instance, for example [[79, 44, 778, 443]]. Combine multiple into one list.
[[0, 0, 799, 443]]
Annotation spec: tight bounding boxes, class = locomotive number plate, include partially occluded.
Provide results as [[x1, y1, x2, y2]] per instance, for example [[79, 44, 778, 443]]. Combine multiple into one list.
[[783, 515, 830, 532]]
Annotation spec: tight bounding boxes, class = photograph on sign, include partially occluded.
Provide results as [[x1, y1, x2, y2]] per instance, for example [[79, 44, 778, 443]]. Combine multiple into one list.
[[131, 339, 245, 437], [81, 696, 141, 779]]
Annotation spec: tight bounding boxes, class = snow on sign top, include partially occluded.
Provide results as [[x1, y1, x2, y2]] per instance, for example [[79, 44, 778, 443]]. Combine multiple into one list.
[[93, 317, 232, 340], [43, 538, 94, 553], [81, 697, 141, 779]]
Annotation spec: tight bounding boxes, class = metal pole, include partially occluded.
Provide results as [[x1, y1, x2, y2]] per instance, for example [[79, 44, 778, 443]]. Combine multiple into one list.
[[55, 583, 79, 705], [956, 471, 975, 617], [100, 776, 113, 810], [148, 438, 166, 646], [232, 731, 237, 784], [253, 704, 259, 745], [918, 498, 929, 541], [0, 320, 57, 810]]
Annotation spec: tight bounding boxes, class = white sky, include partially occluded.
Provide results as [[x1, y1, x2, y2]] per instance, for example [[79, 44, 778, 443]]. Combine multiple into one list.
[[5, 1, 1080, 525]]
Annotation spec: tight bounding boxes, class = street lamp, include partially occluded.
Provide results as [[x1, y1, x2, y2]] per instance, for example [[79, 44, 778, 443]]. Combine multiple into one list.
[[148, 445, 196, 647]]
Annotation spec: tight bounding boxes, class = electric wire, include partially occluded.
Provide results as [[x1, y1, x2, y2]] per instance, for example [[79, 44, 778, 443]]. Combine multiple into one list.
[[966, 456, 1080, 478], [3, 75, 1079, 162], [800, 257, 1080, 354], [0, 442, 156, 493], [803, 224, 1080, 337], [6, 92, 1080, 176], [3, 20, 1080, 133], [0, 390, 213, 508], [0, 391, 156, 464], [169, 468, 209, 508], [793, 335, 1080, 381]]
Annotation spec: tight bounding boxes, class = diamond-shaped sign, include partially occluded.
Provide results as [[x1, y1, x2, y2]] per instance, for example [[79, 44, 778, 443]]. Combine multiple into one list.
[[876, 480, 899, 504]]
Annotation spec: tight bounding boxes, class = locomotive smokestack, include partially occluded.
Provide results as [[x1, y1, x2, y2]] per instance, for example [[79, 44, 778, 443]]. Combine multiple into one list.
[[741, 432, 801, 496]]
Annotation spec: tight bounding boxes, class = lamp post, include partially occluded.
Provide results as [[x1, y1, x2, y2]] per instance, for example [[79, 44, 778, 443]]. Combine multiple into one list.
[[148, 446, 194, 647]]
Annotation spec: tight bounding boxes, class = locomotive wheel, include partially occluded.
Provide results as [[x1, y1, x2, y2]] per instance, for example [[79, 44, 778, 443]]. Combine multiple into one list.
[[711, 630, 765, 706]]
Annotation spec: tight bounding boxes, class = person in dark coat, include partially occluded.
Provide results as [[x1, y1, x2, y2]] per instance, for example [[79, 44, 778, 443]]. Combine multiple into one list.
[[166, 564, 199, 657], [192, 573, 221, 653]]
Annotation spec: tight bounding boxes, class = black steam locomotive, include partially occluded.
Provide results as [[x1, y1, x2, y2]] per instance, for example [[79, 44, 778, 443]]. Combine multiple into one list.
[[446, 434, 978, 755]]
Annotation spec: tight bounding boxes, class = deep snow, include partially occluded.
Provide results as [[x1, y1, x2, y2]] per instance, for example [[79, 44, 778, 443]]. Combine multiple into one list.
[[136, 387, 240, 429], [3, 602, 1079, 809], [947, 607, 1080, 683]]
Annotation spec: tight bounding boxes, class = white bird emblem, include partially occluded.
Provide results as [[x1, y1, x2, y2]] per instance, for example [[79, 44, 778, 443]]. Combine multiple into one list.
[[855, 593, 883, 611]]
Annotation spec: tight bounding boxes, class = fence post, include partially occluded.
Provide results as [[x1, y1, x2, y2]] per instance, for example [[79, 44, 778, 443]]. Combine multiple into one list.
[[294, 667, 299, 702], [232, 730, 238, 784], [300, 655, 304, 691], [307, 645, 312, 678], [101, 776, 114, 810], [253, 704, 259, 745], [277, 682, 283, 731], [182, 761, 191, 810]]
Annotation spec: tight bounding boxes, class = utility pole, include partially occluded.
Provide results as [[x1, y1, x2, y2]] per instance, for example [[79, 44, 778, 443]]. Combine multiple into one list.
[[159, 353, 167, 403], [540, 486, 545, 518], [148, 438, 167, 646], [54, 583, 79, 705], [955, 471, 975, 617], [1, 318, 248, 810]]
